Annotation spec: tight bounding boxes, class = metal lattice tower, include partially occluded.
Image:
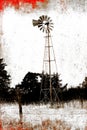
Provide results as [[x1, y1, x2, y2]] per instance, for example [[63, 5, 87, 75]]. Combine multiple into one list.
[[32, 15, 59, 105]]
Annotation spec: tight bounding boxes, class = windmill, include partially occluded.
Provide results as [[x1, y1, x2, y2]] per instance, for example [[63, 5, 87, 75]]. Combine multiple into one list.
[[32, 15, 59, 105]]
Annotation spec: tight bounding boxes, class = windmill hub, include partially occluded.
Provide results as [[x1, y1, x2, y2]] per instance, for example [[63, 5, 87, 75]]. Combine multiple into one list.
[[45, 22, 49, 25]]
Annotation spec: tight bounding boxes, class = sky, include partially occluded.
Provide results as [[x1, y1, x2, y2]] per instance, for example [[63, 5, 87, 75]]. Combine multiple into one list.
[[1, 0, 87, 88]]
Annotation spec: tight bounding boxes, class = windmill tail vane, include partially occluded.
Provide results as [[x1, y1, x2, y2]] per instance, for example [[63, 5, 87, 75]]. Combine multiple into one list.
[[32, 19, 39, 26]]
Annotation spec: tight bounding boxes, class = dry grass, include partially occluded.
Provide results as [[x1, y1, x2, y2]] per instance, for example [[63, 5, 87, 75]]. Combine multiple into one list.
[[0, 119, 71, 130], [85, 125, 87, 130]]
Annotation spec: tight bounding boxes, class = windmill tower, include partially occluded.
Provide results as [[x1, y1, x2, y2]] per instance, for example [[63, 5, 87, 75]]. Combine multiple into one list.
[[32, 15, 59, 105]]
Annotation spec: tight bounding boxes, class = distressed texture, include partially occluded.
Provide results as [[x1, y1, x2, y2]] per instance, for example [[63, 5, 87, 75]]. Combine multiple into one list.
[[0, 0, 47, 10], [1, 0, 87, 87]]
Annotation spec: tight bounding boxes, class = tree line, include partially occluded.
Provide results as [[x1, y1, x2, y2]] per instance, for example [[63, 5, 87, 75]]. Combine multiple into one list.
[[0, 58, 87, 104]]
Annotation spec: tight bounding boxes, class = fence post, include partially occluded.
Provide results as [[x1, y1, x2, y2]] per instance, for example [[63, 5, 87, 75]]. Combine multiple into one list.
[[16, 87, 23, 122]]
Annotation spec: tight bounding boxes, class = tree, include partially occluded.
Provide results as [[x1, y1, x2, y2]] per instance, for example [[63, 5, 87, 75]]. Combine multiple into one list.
[[16, 71, 63, 103], [51, 73, 62, 89], [41, 73, 50, 89], [0, 58, 10, 101], [20, 72, 40, 103], [41, 73, 62, 90], [82, 77, 87, 88]]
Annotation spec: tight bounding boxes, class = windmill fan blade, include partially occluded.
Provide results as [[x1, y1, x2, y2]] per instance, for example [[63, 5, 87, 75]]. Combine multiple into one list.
[[38, 19, 42, 24], [39, 16, 44, 21], [42, 28, 45, 32], [49, 20, 53, 24], [50, 23, 53, 26], [42, 15, 45, 20], [49, 19, 52, 22], [42, 29, 44, 32], [38, 24, 43, 28], [44, 15, 47, 20], [50, 23, 53, 25], [49, 27, 53, 31], [39, 26, 43, 31], [47, 17, 51, 20], [50, 25, 54, 28]]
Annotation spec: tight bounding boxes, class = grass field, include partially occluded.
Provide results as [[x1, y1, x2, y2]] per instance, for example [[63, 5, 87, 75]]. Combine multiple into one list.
[[0, 100, 87, 130]]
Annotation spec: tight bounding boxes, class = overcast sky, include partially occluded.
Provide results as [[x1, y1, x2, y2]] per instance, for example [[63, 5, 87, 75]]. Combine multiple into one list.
[[1, 0, 87, 88]]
